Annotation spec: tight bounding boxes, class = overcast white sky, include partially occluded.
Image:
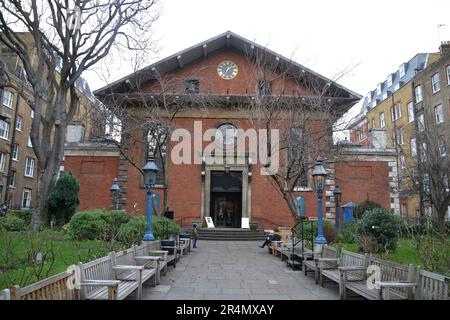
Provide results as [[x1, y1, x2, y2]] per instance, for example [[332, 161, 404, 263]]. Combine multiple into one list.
[[85, 0, 450, 98]]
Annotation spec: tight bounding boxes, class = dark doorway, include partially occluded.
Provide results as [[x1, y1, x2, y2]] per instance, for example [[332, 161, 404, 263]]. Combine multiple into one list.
[[210, 171, 242, 228]]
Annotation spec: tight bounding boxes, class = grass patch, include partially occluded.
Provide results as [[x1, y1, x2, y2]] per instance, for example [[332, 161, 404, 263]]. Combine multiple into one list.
[[0, 230, 125, 290]]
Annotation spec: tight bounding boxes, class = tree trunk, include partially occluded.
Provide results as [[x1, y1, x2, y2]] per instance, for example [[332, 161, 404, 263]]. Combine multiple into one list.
[[31, 169, 57, 229]]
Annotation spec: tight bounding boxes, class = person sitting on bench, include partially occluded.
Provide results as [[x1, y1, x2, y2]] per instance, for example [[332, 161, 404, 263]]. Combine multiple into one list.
[[259, 228, 281, 248]]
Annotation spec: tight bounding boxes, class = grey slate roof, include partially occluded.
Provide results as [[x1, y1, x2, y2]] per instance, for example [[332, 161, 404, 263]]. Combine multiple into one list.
[[94, 31, 361, 102], [346, 53, 430, 129]]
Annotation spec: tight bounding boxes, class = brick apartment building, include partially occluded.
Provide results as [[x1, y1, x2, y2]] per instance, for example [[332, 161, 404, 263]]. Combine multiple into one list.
[[0, 34, 97, 211], [62, 32, 401, 229]]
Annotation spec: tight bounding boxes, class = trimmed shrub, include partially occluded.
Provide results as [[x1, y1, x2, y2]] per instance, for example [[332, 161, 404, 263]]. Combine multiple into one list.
[[68, 209, 109, 240], [117, 217, 147, 247], [354, 200, 383, 220], [337, 223, 357, 243], [101, 210, 130, 241], [153, 215, 180, 239], [0, 216, 27, 231], [10, 210, 32, 226], [356, 207, 400, 253], [48, 173, 80, 225]]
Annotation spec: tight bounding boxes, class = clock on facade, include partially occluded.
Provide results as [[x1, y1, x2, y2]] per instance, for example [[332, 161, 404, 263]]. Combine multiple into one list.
[[215, 123, 238, 148], [217, 61, 238, 80]]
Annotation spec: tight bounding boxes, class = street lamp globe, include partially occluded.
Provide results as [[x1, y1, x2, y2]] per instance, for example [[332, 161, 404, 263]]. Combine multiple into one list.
[[142, 157, 159, 189], [312, 156, 327, 192]]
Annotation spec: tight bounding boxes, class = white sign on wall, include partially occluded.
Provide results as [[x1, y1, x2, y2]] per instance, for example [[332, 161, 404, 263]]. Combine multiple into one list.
[[205, 217, 215, 228], [241, 218, 250, 229]]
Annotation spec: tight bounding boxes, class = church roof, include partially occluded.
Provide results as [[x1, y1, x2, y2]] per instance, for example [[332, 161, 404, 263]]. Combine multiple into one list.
[[94, 30, 361, 102]]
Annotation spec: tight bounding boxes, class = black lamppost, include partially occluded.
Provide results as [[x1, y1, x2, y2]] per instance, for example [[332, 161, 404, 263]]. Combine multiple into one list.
[[333, 185, 342, 233], [312, 156, 327, 245], [110, 180, 120, 211], [142, 157, 159, 241]]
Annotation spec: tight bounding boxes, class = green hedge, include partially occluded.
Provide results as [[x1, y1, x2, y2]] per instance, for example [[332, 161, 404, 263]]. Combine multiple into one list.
[[10, 210, 32, 226], [0, 216, 28, 232]]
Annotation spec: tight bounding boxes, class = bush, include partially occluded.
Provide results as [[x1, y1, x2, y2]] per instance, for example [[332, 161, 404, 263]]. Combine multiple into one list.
[[153, 216, 180, 239], [48, 173, 80, 225], [0, 216, 27, 231], [356, 207, 400, 253], [10, 210, 32, 226], [354, 200, 383, 220], [117, 217, 147, 247], [101, 210, 130, 241], [337, 223, 357, 243], [68, 209, 109, 241]]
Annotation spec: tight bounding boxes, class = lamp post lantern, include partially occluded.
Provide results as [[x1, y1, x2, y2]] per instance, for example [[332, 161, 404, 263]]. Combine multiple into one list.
[[333, 185, 342, 233], [110, 180, 120, 211], [312, 156, 327, 245], [142, 157, 159, 241]]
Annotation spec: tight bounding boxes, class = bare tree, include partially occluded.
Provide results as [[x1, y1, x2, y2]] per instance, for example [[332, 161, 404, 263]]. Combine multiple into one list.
[[0, 0, 159, 228]]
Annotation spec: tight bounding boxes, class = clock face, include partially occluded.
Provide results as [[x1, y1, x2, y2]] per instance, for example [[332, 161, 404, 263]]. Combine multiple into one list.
[[217, 61, 238, 80], [215, 123, 238, 148]]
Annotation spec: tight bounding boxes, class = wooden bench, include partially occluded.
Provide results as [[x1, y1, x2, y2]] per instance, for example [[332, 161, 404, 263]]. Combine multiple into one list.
[[145, 240, 177, 269], [319, 249, 369, 299], [134, 243, 168, 277], [177, 236, 190, 256], [78, 254, 143, 300], [415, 269, 449, 300], [111, 248, 159, 287], [343, 257, 415, 300], [9, 270, 79, 300], [303, 245, 339, 284]]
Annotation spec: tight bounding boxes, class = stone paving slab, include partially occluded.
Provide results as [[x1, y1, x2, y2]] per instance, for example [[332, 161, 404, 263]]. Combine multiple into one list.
[[140, 240, 339, 300]]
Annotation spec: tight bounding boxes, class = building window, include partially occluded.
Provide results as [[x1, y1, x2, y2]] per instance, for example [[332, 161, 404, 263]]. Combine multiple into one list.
[[257, 79, 272, 95], [391, 103, 402, 121], [411, 138, 417, 157], [28, 135, 33, 147], [414, 85, 423, 103], [401, 203, 408, 217], [399, 64, 407, 78], [376, 83, 382, 95], [0, 120, 9, 140], [439, 137, 447, 157], [367, 92, 372, 103], [446, 65, 450, 85], [12, 144, 18, 161], [387, 74, 393, 87], [396, 127, 404, 145], [2, 90, 13, 108], [435, 104, 444, 124], [22, 188, 32, 208], [0, 153, 6, 172], [25, 157, 35, 177], [379, 112, 385, 128], [417, 113, 425, 131], [15, 116, 23, 131], [431, 73, 441, 93], [400, 155, 406, 170], [407, 102, 414, 123], [8, 171, 16, 187], [420, 142, 427, 162], [423, 174, 430, 194], [393, 83, 400, 92], [184, 79, 199, 94]]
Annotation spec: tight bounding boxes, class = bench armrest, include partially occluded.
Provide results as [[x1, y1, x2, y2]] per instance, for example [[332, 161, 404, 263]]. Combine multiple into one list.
[[318, 258, 340, 262], [80, 280, 120, 286], [150, 250, 169, 254], [135, 256, 160, 261], [112, 265, 144, 271], [338, 266, 367, 272], [376, 281, 416, 288]]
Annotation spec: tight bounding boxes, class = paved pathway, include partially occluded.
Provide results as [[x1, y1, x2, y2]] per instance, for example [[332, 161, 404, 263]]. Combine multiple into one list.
[[140, 240, 340, 300]]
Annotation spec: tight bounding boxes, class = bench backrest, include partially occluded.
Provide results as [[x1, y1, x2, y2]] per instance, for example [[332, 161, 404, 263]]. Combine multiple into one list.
[[111, 248, 137, 278], [322, 246, 339, 259], [370, 257, 415, 299], [341, 249, 369, 279], [143, 240, 162, 252], [416, 269, 449, 300], [134, 243, 148, 257], [10, 270, 78, 300], [78, 255, 114, 298]]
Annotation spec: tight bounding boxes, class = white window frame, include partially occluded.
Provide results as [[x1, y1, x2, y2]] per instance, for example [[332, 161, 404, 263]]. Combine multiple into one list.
[[396, 127, 404, 145], [411, 138, 417, 157], [0, 120, 9, 140], [25, 157, 35, 177], [15, 116, 23, 132], [387, 75, 393, 87], [376, 83, 382, 95], [12, 144, 18, 161], [407, 102, 414, 123], [435, 104, 444, 124], [2, 90, 13, 108], [0, 153, 5, 172], [399, 64, 406, 78], [379, 112, 385, 128], [439, 137, 447, 157], [22, 188, 32, 209], [418, 113, 425, 131], [415, 85, 423, 103], [431, 73, 441, 93], [367, 92, 372, 103], [8, 171, 16, 187]]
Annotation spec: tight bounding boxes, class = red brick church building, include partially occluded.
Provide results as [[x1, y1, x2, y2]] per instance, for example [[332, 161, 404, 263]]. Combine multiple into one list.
[[64, 32, 398, 229]]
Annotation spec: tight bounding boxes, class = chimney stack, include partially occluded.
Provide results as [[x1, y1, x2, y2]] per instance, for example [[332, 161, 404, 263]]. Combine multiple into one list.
[[439, 41, 450, 56]]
